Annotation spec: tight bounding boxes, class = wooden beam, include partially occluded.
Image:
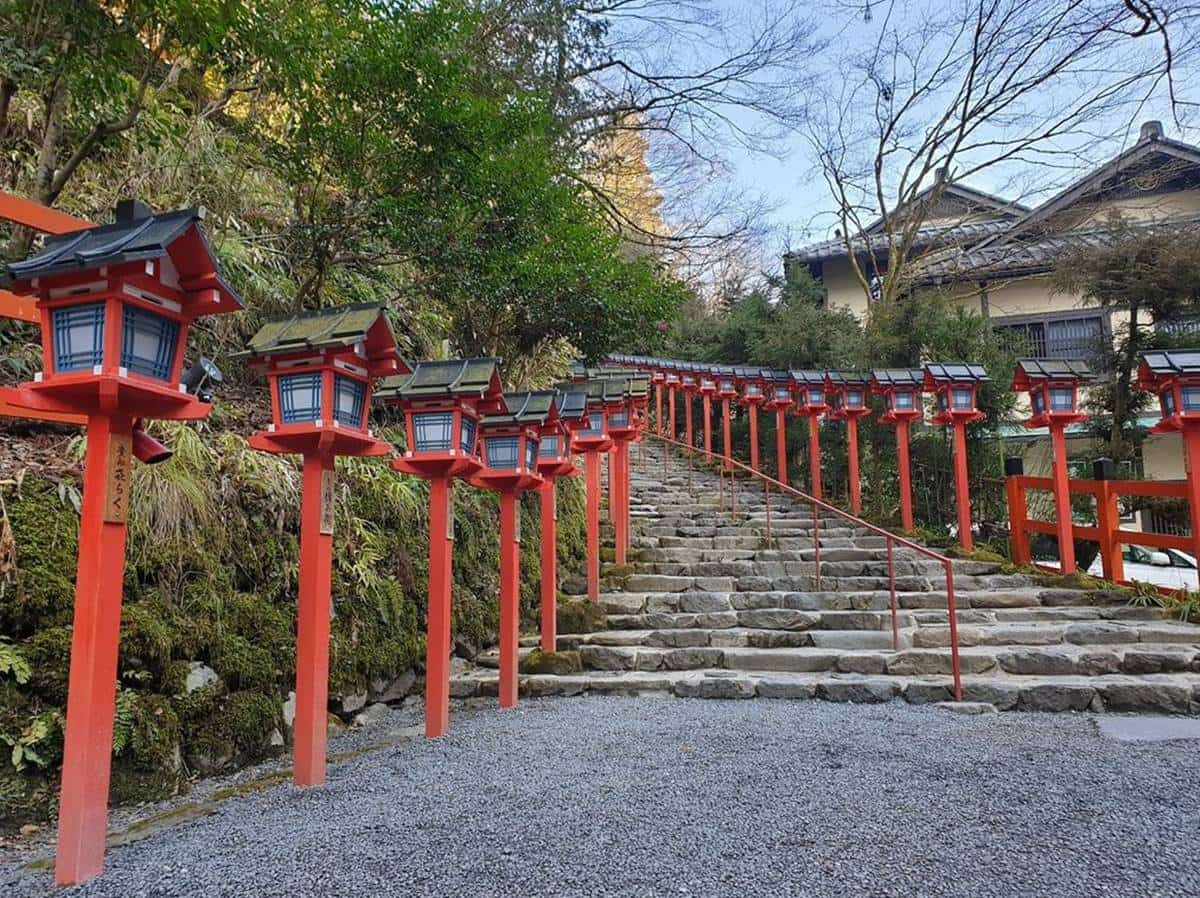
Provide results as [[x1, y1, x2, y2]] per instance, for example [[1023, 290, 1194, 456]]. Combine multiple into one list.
[[0, 191, 92, 234]]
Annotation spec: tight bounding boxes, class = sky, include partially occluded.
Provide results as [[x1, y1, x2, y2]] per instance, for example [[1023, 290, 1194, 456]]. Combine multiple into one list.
[[626, 0, 1200, 270]]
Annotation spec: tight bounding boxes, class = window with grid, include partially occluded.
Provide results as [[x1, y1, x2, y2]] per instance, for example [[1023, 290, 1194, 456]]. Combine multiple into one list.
[[539, 435, 560, 458], [952, 387, 974, 409], [52, 303, 106, 372], [333, 375, 366, 427], [279, 373, 323, 423], [459, 415, 477, 453], [995, 314, 1105, 360], [121, 306, 179, 380], [609, 411, 628, 427], [579, 413, 603, 436], [525, 438, 537, 471], [413, 412, 453, 451], [486, 436, 519, 468]]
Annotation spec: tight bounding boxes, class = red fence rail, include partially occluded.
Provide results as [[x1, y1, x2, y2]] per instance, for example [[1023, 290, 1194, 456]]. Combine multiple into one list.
[[1007, 474, 1199, 586], [651, 432, 964, 701]]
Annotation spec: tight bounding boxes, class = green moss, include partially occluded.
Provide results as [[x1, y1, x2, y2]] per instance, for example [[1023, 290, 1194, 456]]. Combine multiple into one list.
[[210, 634, 278, 692], [557, 598, 607, 634], [945, 546, 1007, 564], [519, 650, 582, 675], [185, 690, 281, 774], [1, 484, 79, 637], [120, 601, 176, 671], [22, 627, 72, 704]]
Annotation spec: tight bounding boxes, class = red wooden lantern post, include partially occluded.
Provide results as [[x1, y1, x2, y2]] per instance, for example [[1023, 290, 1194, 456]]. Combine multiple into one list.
[[1011, 359, 1093, 573], [665, 364, 681, 442], [699, 368, 718, 456], [572, 378, 619, 600], [538, 389, 588, 651], [377, 358, 504, 737], [651, 367, 666, 437], [469, 392, 553, 709], [1137, 350, 1200, 573], [0, 201, 243, 885], [608, 375, 649, 563], [925, 363, 989, 551], [680, 364, 699, 448], [825, 372, 871, 515], [791, 371, 830, 500], [763, 369, 793, 487], [870, 369, 925, 531], [734, 366, 765, 472], [243, 305, 406, 787], [717, 367, 737, 469]]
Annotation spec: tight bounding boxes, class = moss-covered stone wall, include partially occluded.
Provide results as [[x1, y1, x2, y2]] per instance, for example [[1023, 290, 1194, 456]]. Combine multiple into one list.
[[0, 420, 587, 826]]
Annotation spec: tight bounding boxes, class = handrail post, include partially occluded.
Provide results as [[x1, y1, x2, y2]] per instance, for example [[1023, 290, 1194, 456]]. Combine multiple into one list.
[[812, 501, 822, 591], [764, 479, 772, 547], [1093, 459, 1124, 583], [1004, 457, 1031, 566], [944, 560, 963, 701], [887, 536, 898, 651], [688, 444, 694, 494], [731, 468, 737, 515], [718, 462, 725, 512]]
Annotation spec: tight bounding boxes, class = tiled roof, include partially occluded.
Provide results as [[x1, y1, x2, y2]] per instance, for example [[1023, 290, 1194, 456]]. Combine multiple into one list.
[[870, 369, 925, 388], [786, 218, 1013, 264], [1141, 350, 1200, 375], [824, 371, 869, 387], [481, 391, 556, 426], [913, 213, 1200, 284], [790, 370, 827, 386], [557, 388, 589, 420], [924, 363, 989, 384], [1013, 358, 1094, 382], [375, 358, 500, 399], [6, 206, 204, 280], [243, 303, 390, 356]]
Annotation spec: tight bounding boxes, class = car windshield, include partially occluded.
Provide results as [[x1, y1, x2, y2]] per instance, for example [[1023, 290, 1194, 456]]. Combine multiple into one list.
[[1163, 549, 1196, 568]]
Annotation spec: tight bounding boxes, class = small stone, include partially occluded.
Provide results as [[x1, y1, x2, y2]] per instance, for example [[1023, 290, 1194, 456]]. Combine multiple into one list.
[[904, 682, 953, 704], [269, 728, 285, 747], [934, 701, 998, 715], [756, 678, 818, 699], [674, 676, 755, 699], [371, 669, 416, 704], [282, 691, 297, 729], [19, 824, 40, 836], [339, 691, 368, 714], [352, 702, 391, 728], [1018, 683, 1095, 712], [184, 661, 219, 694], [818, 679, 898, 704], [519, 650, 584, 675]]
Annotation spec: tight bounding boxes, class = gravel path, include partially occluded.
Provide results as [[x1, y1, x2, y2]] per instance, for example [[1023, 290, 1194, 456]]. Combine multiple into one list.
[[5, 698, 1199, 897]]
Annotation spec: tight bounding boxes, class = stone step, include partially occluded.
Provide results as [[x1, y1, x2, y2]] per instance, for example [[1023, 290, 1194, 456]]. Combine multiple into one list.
[[628, 559, 1003, 578], [570, 641, 1200, 677], [450, 668, 1200, 714]]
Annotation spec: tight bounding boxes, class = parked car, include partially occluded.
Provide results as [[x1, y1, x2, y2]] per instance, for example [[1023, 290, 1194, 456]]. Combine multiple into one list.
[[1087, 545, 1198, 591]]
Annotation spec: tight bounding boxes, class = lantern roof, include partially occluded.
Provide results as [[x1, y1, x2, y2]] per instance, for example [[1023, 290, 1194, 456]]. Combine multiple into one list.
[[4, 201, 241, 310], [375, 357, 502, 400], [557, 387, 590, 421], [790, 369, 828, 386], [732, 365, 761, 381], [824, 371, 869, 388], [1010, 358, 1094, 390], [585, 377, 624, 403], [923, 363, 990, 388], [624, 376, 651, 399], [761, 368, 791, 384], [481, 390, 558, 427], [1139, 350, 1200, 378], [240, 302, 406, 369], [870, 368, 925, 389]]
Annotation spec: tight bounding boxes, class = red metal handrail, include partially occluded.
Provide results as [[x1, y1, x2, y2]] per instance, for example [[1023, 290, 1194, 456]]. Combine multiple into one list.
[[649, 431, 963, 701]]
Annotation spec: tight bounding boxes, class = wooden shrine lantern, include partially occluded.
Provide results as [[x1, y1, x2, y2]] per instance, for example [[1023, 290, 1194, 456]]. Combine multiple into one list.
[[790, 370, 830, 499], [762, 369, 793, 487], [375, 358, 503, 738], [825, 371, 871, 515], [242, 303, 406, 789], [0, 199, 243, 886], [924, 363, 990, 550], [870, 368, 926, 531]]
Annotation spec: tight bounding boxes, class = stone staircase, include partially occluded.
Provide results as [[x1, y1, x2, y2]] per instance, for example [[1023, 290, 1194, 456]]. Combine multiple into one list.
[[453, 443, 1200, 713]]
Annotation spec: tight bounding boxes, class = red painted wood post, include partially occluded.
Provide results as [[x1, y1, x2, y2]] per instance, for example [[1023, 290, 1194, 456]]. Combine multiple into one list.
[[749, 404, 760, 472], [622, 441, 632, 557], [1005, 470, 1031, 566], [424, 476, 454, 738], [55, 413, 132, 886], [807, 414, 822, 500], [1184, 426, 1200, 576], [293, 452, 336, 787], [1095, 478, 1124, 583], [668, 387, 677, 440], [655, 384, 664, 437], [613, 441, 627, 564], [896, 419, 914, 531], [846, 416, 862, 515], [684, 393, 694, 448], [1050, 422, 1076, 573], [951, 420, 974, 551], [586, 450, 602, 601], [539, 480, 557, 652], [775, 408, 789, 488], [722, 398, 733, 470], [703, 395, 713, 456], [498, 489, 520, 709]]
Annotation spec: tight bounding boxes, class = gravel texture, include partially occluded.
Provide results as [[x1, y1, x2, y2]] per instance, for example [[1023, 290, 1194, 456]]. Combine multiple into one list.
[[5, 697, 1200, 897]]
